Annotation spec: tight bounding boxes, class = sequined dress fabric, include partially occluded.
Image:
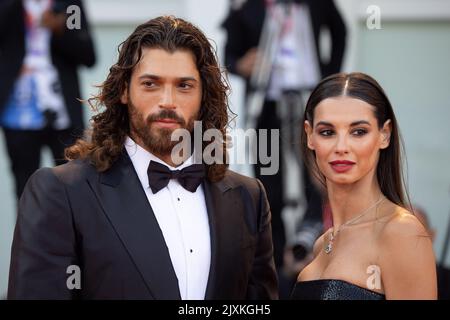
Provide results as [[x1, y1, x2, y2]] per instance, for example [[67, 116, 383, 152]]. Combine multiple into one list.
[[290, 279, 385, 300]]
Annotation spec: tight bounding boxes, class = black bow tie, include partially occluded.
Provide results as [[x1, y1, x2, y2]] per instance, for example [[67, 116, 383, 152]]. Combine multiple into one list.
[[147, 160, 205, 194]]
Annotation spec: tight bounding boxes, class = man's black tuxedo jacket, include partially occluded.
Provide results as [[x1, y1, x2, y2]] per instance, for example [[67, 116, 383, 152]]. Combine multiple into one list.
[[8, 152, 278, 299], [0, 0, 96, 132]]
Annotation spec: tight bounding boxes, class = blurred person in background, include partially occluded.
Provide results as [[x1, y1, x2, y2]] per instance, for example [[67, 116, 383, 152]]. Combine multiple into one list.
[[0, 0, 96, 200], [413, 205, 450, 300], [222, 0, 346, 298]]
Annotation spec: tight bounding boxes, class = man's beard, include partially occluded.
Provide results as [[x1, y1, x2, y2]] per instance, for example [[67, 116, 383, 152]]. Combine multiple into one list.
[[128, 100, 197, 157]]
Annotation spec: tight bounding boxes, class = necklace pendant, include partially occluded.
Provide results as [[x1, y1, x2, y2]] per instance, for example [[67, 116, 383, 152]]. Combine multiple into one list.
[[325, 240, 333, 254]]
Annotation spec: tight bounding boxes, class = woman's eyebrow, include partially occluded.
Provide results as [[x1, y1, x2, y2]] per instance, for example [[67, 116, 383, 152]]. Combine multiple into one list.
[[315, 120, 371, 127]]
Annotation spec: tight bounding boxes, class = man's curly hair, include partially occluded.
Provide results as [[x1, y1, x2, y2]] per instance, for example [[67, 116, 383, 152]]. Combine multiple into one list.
[[66, 16, 230, 182]]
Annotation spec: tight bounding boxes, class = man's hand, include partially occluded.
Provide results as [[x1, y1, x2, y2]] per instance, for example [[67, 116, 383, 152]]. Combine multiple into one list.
[[41, 10, 66, 36], [236, 47, 259, 78]]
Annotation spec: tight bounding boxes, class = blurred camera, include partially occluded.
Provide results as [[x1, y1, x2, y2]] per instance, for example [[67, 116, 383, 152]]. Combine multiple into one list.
[[291, 219, 323, 261]]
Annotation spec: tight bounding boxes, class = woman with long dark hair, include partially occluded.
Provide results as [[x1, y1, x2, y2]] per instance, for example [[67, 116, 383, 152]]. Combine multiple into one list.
[[291, 72, 437, 299]]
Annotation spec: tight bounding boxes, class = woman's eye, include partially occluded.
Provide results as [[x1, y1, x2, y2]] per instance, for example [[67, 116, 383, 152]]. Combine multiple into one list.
[[319, 129, 334, 136], [352, 128, 368, 136]]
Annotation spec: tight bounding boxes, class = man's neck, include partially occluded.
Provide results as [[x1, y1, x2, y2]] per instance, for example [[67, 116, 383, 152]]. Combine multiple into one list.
[[156, 153, 181, 168], [129, 135, 190, 168]]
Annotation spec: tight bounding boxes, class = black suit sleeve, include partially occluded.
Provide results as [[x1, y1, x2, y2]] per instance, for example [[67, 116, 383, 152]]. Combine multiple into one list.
[[50, 0, 96, 67], [246, 179, 278, 300], [8, 168, 79, 299], [222, 9, 245, 75], [222, 7, 264, 80], [321, 0, 347, 76], [0, 0, 19, 39]]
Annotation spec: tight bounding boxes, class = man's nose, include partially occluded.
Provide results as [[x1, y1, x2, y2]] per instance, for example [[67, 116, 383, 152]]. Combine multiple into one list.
[[159, 86, 176, 109]]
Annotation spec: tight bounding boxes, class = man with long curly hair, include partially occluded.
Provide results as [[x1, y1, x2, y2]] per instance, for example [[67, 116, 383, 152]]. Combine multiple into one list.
[[8, 16, 278, 300]]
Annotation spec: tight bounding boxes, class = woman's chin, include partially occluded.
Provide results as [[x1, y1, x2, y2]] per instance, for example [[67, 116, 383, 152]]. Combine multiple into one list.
[[326, 175, 358, 186]]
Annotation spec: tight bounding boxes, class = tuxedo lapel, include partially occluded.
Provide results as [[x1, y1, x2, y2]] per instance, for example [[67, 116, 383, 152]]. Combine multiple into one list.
[[87, 152, 181, 299], [203, 180, 220, 299], [203, 177, 247, 299]]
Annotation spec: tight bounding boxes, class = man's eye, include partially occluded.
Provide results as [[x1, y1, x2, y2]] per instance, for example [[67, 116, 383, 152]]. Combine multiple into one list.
[[142, 81, 155, 88], [319, 129, 334, 136], [179, 82, 192, 89]]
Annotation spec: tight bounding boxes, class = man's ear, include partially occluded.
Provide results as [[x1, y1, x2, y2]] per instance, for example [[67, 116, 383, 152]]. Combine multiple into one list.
[[120, 84, 128, 105], [304, 120, 314, 150], [380, 119, 392, 149]]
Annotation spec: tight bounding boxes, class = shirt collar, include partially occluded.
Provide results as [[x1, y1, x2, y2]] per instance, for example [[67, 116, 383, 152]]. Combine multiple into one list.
[[125, 136, 195, 184]]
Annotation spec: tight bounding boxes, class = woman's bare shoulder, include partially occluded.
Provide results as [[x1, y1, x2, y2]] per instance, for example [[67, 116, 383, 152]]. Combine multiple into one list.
[[379, 206, 429, 240], [377, 206, 437, 299]]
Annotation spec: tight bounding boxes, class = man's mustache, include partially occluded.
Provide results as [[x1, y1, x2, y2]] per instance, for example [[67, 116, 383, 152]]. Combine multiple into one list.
[[146, 109, 185, 126]]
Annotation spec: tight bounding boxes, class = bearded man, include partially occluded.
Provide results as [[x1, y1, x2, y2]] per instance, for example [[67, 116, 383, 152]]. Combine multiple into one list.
[[8, 16, 277, 300]]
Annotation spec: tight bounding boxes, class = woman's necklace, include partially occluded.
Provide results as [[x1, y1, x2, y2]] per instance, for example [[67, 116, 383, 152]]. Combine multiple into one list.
[[324, 195, 385, 254]]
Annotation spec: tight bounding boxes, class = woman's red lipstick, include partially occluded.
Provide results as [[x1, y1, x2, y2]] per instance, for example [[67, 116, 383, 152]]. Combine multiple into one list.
[[329, 160, 355, 173]]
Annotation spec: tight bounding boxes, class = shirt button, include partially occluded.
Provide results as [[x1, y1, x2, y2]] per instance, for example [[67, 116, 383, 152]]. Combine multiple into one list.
[[190, 249, 193, 253], [177, 197, 180, 201]]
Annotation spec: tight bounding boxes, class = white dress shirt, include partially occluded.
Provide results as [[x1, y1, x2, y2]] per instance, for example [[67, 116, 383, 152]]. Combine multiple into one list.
[[125, 136, 211, 300]]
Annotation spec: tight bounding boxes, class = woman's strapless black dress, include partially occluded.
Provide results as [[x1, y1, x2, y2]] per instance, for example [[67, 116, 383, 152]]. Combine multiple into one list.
[[290, 279, 385, 300]]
